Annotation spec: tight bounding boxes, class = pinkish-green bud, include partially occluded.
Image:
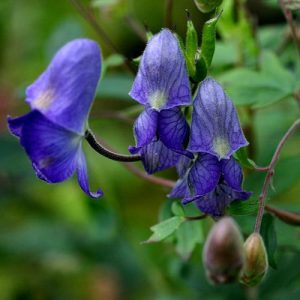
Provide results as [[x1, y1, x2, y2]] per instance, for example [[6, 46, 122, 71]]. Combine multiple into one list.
[[194, 0, 223, 13], [203, 217, 245, 284], [240, 233, 269, 287]]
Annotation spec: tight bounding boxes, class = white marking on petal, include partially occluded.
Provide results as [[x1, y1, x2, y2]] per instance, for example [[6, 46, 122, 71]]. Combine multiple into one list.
[[213, 136, 229, 159], [149, 91, 166, 110], [33, 90, 54, 110]]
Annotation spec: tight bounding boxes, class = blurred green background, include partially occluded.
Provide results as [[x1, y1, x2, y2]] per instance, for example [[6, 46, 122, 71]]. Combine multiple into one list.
[[1, 0, 300, 299]]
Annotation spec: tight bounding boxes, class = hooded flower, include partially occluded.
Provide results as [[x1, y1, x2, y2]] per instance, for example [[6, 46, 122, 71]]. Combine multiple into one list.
[[129, 29, 192, 173], [7, 39, 103, 198], [169, 153, 251, 216], [188, 78, 248, 160]]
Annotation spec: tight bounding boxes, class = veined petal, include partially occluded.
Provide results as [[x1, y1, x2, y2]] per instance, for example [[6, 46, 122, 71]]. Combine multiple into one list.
[[158, 107, 190, 151], [12, 110, 81, 183], [188, 78, 248, 159], [141, 140, 181, 174], [168, 175, 189, 199], [182, 153, 221, 204], [77, 149, 103, 198], [176, 155, 193, 177], [26, 39, 101, 134], [7, 112, 33, 137], [194, 184, 252, 217], [129, 29, 191, 110], [129, 107, 158, 154], [221, 157, 243, 191]]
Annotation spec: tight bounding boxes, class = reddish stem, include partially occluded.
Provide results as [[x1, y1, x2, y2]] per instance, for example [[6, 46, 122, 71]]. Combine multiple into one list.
[[254, 119, 300, 233]]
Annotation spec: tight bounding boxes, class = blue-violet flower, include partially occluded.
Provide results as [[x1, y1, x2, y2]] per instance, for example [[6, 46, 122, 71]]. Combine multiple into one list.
[[8, 39, 103, 198]]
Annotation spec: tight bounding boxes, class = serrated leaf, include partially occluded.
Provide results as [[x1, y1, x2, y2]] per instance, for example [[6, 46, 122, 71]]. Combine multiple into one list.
[[261, 213, 277, 269], [144, 217, 185, 243], [233, 147, 255, 169], [175, 221, 203, 260]]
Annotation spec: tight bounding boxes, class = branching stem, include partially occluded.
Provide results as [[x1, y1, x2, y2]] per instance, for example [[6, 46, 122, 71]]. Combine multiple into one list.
[[254, 119, 300, 233]]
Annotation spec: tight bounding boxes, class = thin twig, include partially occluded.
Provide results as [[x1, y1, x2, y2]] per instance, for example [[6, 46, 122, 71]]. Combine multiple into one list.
[[123, 163, 175, 188], [254, 119, 300, 233], [69, 0, 135, 73], [265, 204, 300, 226], [280, 0, 300, 56], [165, 0, 174, 28]]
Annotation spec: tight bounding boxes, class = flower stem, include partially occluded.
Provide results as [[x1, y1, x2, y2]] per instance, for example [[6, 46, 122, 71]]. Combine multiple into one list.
[[280, 0, 300, 56], [165, 0, 174, 28], [85, 129, 141, 162], [265, 205, 300, 226], [254, 119, 300, 233]]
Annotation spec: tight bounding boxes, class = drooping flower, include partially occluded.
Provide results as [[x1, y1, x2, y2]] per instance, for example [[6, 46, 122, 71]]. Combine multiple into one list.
[[8, 39, 103, 198], [169, 153, 251, 216], [128, 29, 192, 173], [188, 78, 248, 160]]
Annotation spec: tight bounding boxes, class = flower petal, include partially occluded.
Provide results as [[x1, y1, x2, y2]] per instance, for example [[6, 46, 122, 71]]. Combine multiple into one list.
[[7, 112, 33, 137], [158, 107, 190, 151], [141, 140, 181, 174], [188, 78, 248, 159], [129, 107, 158, 154], [194, 184, 252, 217], [168, 175, 189, 199], [77, 150, 103, 198], [13, 110, 81, 183], [129, 29, 191, 110], [176, 155, 193, 177], [26, 39, 101, 134], [182, 153, 221, 204], [221, 157, 243, 191]]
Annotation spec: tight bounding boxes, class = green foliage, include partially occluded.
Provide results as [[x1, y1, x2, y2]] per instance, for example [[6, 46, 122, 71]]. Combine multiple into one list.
[[261, 214, 278, 269]]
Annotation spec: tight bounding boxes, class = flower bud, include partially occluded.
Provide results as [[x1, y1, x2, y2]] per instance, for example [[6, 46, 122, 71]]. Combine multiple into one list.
[[240, 233, 268, 287], [203, 217, 245, 284], [194, 0, 223, 13]]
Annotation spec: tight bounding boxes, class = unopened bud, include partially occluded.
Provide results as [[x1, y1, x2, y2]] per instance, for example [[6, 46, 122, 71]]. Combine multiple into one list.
[[194, 0, 223, 13], [203, 217, 245, 284], [240, 233, 268, 287]]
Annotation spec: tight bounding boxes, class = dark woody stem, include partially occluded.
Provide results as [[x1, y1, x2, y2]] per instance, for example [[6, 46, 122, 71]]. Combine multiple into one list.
[[85, 129, 141, 162], [254, 119, 300, 233]]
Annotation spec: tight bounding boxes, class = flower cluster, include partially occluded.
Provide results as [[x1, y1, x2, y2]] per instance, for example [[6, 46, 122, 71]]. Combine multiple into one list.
[[8, 29, 251, 216], [129, 29, 251, 216]]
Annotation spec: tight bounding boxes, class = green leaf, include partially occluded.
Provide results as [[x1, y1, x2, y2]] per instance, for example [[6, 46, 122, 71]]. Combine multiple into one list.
[[185, 19, 198, 77], [200, 13, 221, 69], [96, 74, 133, 100], [219, 52, 295, 107], [233, 147, 255, 169], [229, 196, 258, 216], [194, 0, 223, 13], [144, 217, 185, 243], [261, 213, 277, 269], [92, 0, 118, 8], [171, 202, 185, 217], [175, 221, 203, 260]]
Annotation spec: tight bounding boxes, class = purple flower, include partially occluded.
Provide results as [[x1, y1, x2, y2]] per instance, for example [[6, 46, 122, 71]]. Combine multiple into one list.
[[169, 153, 251, 216], [188, 78, 248, 160], [129, 29, 192, 173], [129, 29, 191, 111], [8, 39, 103, 198]]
